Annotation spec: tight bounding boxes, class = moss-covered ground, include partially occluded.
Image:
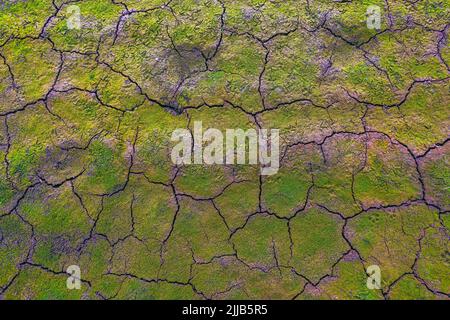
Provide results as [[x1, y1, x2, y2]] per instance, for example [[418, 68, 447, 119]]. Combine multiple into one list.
[[0, 0, 448, 300]]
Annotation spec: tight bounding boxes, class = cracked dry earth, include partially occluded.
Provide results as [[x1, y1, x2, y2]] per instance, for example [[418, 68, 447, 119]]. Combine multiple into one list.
[[0, 0, 449, 300]]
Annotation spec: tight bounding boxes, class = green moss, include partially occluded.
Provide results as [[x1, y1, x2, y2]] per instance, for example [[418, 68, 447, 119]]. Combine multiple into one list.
[[344, 60, 396, 105], [366, 82, 449, 155], [388, 274, 439, 300], [176, 165, 232, 198], [348, 204, 439, 286], [290, 207, 348, 283], [215, 181, 259, 230], [0, 215, 32, 286], [0, 180, 14, 207], [1, 39, 59, 102], [0, 0, 53, 40], [330, 0, 387, 43], [262, 170, 311, 217], [416, 227, 450, 294], [89, 141, 119, 189], [3, 267, 86, 300], [169, 198, 233, 261], [263, 30, 322, 106], [354, 137, 421, 207], [47, 0, 123, 52], [0, 0, 448, 300], [232, 214, 290, 268], [314, 259, 383, 300], [423, 154, 450, 210], [6, 104, 60, 187], [111, 237, 161, 280]]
